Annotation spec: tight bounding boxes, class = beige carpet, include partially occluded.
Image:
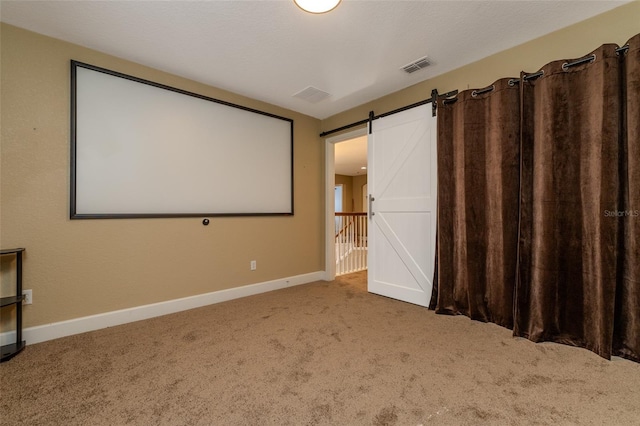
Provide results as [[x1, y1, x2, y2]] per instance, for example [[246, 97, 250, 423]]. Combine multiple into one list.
[[1, 271, 639, 425]]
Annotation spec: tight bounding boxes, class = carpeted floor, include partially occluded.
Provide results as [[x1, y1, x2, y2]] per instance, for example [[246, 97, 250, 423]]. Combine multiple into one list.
[[1, 271, 639, 425]]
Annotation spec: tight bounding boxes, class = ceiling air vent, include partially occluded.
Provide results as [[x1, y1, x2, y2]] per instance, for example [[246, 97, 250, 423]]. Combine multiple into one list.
[[401, 56, 430, 74], [292, 86, 331, 103]]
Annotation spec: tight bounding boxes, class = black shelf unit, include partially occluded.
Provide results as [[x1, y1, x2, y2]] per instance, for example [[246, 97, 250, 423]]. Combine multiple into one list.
[[1, 248, 26, 362]]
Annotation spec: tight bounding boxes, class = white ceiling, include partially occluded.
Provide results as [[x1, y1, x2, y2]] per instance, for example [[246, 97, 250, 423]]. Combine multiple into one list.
[[0, 0, 629, 121]]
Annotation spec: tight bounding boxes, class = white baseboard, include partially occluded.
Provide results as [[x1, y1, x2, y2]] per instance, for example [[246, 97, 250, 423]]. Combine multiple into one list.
[[1, 271, 325, 346]]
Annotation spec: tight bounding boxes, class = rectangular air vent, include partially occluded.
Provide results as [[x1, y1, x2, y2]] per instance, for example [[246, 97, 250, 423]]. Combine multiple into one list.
[[292, 86, 330, 103], [401, 56, 430, 74]]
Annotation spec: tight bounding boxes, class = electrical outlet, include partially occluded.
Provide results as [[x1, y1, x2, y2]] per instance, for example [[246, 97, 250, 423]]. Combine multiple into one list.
[[23, 289, 33, 305], [250, 260, 257, 271]]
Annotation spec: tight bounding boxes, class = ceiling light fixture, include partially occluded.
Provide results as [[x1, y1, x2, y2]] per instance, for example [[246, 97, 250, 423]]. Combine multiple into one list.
[[294, 0, 341, 14]]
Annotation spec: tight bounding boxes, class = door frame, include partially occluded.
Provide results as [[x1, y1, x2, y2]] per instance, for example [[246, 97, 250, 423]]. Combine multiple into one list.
[[324, 127, 368, 281]]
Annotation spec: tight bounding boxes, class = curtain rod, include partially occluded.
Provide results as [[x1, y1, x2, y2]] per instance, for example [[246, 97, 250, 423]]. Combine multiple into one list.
[[616, 44, 629, 55], [319, 89, 458, 137], [512, 45, 630, 85]]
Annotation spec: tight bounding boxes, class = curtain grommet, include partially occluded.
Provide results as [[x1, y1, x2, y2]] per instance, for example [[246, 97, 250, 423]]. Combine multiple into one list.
[[471, 85, 495, 98], [562, 54, 596, 72]]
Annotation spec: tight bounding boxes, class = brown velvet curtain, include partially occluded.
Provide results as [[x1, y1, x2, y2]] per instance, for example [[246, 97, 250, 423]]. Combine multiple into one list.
[[515, 44, 622, 359], [434, 33, 639, 362], [613, 34, 640, 362], [435, 78, 520, 329]]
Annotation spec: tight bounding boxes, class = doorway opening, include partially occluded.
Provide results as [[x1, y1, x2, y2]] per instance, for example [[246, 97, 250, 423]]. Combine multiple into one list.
[[324, 104, 437, 308], [324, 128, 368, 279]]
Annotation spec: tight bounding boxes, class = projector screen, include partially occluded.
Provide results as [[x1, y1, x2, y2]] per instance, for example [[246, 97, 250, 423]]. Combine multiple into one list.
[[70, 61, 293, 219]]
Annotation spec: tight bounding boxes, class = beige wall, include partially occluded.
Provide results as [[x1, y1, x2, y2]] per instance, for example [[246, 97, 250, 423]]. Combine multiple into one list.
[[334, 174, 368, 213], [334, 174, 353, 212], [321, 1, 640, 133], [352, 175, 368, 213], [0, 24, 324, 329]]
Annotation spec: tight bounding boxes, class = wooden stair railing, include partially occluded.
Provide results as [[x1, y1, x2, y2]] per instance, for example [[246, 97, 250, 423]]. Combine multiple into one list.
[[335, 212, 368, 275]]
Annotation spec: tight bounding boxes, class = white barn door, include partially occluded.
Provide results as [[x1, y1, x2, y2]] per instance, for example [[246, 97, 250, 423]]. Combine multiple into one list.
[[367, 104, 437, 307]]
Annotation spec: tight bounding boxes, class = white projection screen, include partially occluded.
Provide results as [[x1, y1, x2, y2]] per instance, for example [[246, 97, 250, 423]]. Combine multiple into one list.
[[70, 61, 293, 219]]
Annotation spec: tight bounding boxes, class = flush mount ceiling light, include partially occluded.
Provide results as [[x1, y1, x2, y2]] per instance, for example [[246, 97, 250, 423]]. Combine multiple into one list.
[[294, 0, 341, 14]]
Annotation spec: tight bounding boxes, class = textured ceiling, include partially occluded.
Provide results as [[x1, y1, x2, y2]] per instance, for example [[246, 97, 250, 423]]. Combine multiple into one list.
[[0, 0, 629, 120]]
